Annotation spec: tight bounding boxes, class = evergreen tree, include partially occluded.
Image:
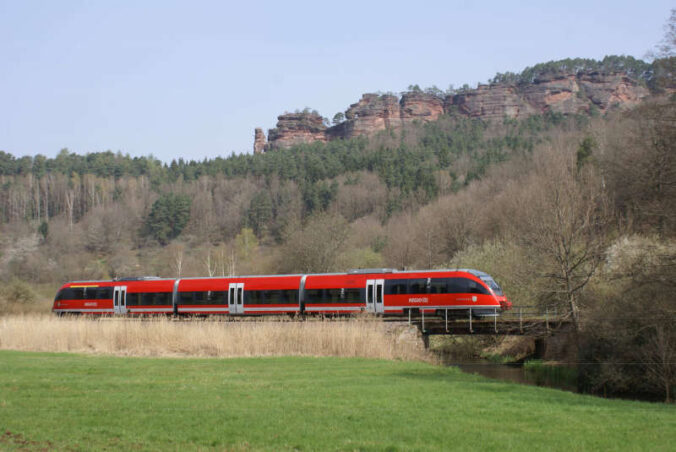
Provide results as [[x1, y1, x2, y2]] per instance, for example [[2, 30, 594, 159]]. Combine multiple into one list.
[[145, 193, 192, 245]]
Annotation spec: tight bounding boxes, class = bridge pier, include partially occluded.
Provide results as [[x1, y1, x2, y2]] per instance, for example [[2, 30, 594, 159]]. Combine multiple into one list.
[[534, 337, 547, 359], [422, 333, 430, 350]]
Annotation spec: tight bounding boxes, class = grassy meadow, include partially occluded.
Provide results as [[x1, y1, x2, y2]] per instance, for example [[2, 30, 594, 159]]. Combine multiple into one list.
[[0, 316, 674, 450], [0, 350, 674, 451]]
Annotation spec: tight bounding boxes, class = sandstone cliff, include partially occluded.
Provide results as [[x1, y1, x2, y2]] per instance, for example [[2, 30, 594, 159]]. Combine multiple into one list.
[[449, 84, 535, 120], [265, 112, 327, 151], [255, 70, 650, 151], [400, 92, 445, 124], [253, 128, 266, 154]]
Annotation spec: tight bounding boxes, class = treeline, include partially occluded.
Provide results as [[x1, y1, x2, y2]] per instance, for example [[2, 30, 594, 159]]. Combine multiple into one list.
[[0, 111, 574, 227], [488, 55, 655, 85]]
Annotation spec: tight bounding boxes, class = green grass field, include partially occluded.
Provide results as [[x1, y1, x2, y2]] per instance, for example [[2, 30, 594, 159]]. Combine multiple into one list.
[[0, 351, 674, 451]]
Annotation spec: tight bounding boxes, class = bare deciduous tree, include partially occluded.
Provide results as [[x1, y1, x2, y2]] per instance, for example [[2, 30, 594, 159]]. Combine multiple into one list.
[[168, 242, 185, 278], [204, 248, 217, 277], [279, 213, 349, 273], [514, 144, 610, 330], [603, 102, 676, 235]]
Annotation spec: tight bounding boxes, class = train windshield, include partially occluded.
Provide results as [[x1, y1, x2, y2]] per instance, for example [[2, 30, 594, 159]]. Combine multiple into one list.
[[480, 276, 503, 296]]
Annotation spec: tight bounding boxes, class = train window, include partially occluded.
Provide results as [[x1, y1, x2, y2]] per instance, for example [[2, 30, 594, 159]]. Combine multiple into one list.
[[480, 276, 504, 296], [304, 288, 362, 304], [467, 279, 489, 295], [245, 289, 298, 305], [180, 292, 194, 304], [447, 278, 466, 293], [96, 287, 113, 299], [126, 293, 140, 306], [325, 289, 342, 303], [445, 278, 490, 295], [247, 290, 260, 304], [429, 279, 448, 294], [408, 279, 428, 295], [305, 289, 324, 302], [194, 291, 206, 304], [59, 288, 82, 300], [182, 291, 226, 304], [343, 288, 362, 303], [385, 280, 407, 295], [209, 291, 226, 304], [158, 293, 171, 305], [55, 288, 86, 300]]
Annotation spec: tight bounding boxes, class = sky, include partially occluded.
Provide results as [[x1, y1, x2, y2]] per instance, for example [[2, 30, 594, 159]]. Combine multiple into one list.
[[0, 0, 672, 162]]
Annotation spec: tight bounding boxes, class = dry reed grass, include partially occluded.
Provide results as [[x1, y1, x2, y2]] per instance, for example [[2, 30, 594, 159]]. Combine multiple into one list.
[[0, 314, 432, 362]]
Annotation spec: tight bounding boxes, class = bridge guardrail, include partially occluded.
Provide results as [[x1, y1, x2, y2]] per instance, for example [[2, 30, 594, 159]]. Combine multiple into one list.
[[413, 305, 567, 335]]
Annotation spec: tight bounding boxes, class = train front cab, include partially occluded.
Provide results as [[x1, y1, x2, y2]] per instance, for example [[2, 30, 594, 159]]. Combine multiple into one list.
[[374, 270, 509, 319], [52, 283, 116, 315]]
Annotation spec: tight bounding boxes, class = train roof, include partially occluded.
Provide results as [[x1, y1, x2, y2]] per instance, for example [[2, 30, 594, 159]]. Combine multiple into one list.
[[63, 268, 489, 286]]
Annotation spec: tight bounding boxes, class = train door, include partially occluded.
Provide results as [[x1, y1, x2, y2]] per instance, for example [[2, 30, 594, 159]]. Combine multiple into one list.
[[228, 283, 244, 314], [113, 286, 127, 315], [365, 279, 384, 314]]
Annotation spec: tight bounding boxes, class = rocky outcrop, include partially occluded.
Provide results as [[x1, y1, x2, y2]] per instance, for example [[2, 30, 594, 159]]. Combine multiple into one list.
[[265, 112, 327, 150], [577, 72, 650, 110], [451, 72, 650, 119], [256, 70, 651, 150], [336, 92, 444, 140], [450, 84, 535, 119], [400, 92, 445, 124], [253, 128, 266, 154], [342, 94, 402, 138], [520, 74, 589, 114]]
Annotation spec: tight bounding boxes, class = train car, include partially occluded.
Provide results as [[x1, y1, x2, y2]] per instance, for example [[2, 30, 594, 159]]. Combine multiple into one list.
[[52, 277, 176, 315], [303, 273, 366, 314], [52, 282, 116, 315], [125, 278, 176, 315], [378, 269, 509, 317], [176, 275, 302, 315], [52, 268, 510, 317]]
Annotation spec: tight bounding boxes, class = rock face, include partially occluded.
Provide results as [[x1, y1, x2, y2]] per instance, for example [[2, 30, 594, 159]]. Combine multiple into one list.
[[337, 93, 444, 140], [266, 112, 327, 150], [400, 92, 445, 124], [454, 72, 651, 119], [450, 84, 535, 119], [342, 94, 402, 138], [253, 128, 266, 154], [520, 74, 588, 114], [577, 72, 650, 110], [257, 71, 651, 150]]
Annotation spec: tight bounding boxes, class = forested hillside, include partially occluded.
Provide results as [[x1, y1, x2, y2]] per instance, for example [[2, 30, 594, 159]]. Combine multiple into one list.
[[0, 110, 588, 279], [0, 52, 675, 400]]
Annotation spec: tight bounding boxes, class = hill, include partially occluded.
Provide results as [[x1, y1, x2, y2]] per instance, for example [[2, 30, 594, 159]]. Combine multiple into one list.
[[0, 55, 674, 401]]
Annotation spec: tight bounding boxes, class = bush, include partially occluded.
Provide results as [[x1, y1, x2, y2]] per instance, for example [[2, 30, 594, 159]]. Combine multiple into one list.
[[0, 278, 38, 313], [3, 278, 37, 305]]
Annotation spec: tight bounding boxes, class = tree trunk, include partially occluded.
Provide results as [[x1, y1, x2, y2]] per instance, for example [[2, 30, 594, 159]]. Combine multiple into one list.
[[666, 379, 671, 404]]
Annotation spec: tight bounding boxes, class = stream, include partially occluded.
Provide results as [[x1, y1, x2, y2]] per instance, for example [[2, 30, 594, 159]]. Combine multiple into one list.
[[444, 358, 579, 393]]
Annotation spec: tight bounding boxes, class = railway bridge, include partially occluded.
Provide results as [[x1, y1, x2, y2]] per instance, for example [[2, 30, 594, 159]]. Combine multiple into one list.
[[392, 305, 572, 347]]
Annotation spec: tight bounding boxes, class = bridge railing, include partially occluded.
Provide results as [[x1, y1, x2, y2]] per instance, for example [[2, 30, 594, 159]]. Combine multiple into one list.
[[500, 305, 563, 320], [414, 305, 567, 335]]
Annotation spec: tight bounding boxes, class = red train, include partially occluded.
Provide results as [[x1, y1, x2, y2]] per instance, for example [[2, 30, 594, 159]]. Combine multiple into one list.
[[52, 268, 511, 317]]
